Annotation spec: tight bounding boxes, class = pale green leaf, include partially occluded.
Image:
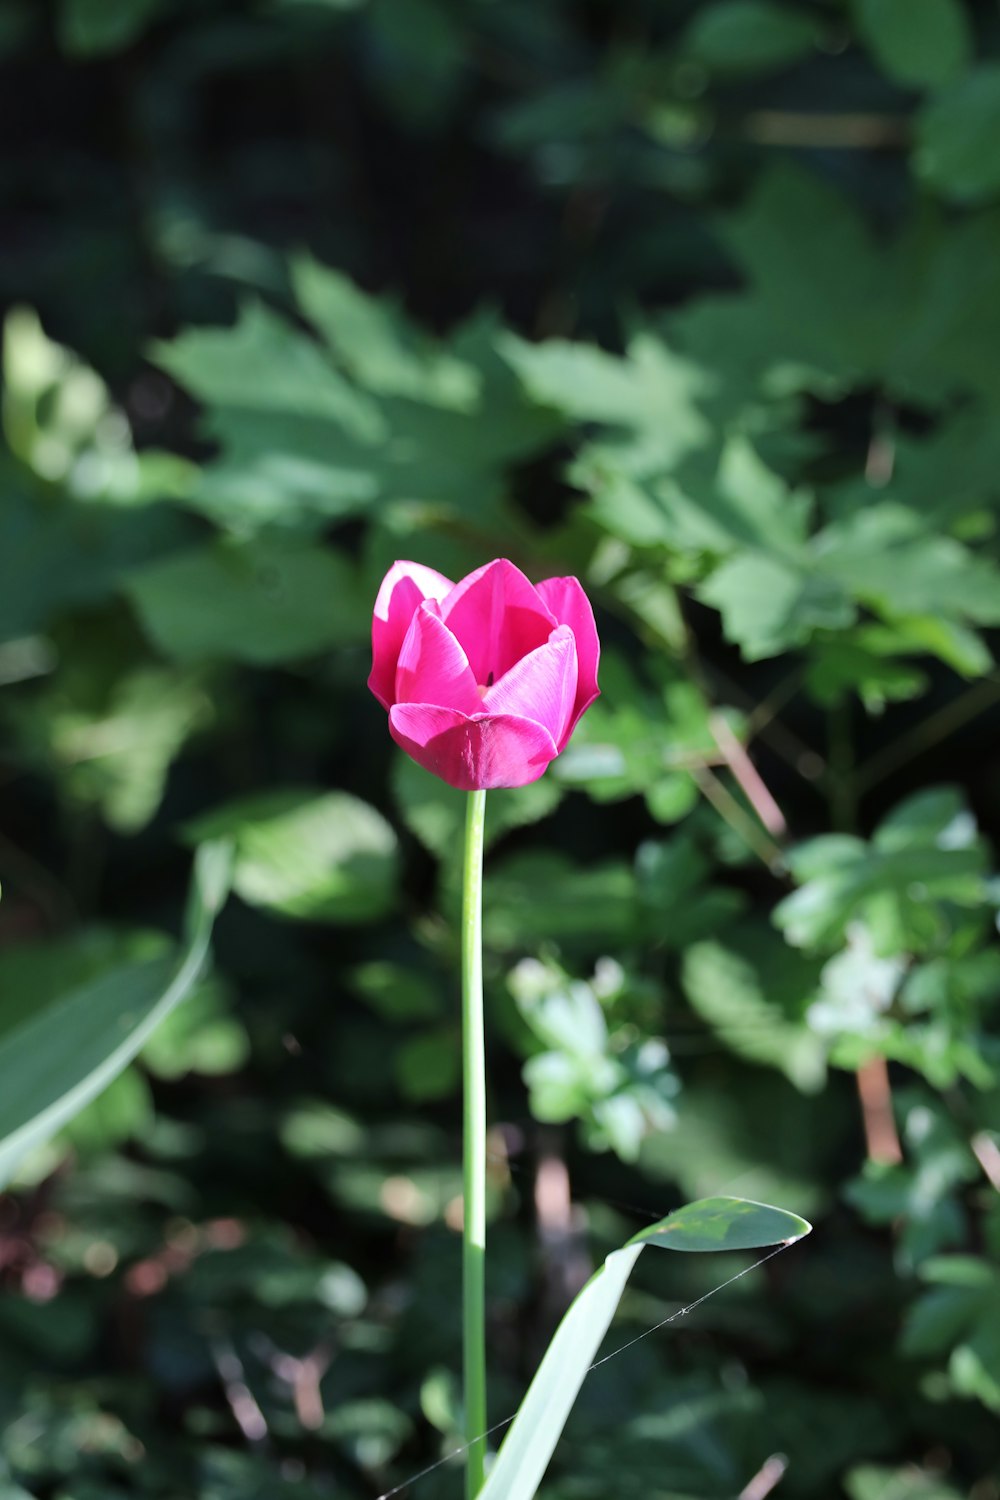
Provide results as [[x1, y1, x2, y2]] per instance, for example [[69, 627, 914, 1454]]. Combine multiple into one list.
[[586, 434, 811, 589], [479, 1197, 810, 1500], [817, 505, 1000, 626], [182, 408, 380, 530], [699, 551, 854, 660], [152, 300, 384, 439], [634, 1195, 811, 1252], [501, 329, 710, 478], [140, 981, 249, 1080], [32, 668, 212, 833], [846, 1464, 964, 1500], [292, 254, 480, 409], [185, 790, 399, 923], [682, 932, 826, 1092], [3, 305, 170, 501], [775, 787, 989, 953], [0, 841, 232, 1189]]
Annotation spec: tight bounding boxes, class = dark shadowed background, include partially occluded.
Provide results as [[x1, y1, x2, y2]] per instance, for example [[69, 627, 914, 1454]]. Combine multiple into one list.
[[2, 2, 1000, 1497]]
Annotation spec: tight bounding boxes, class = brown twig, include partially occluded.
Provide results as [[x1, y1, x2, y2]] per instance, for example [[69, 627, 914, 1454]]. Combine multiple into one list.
[[709, 712, 788, 838], [744, 111, 909, 149], [535, 1145, 591, 1311], [704, 663, 826, 785], [971, 1132, 1000, 1193], [739, 1454, 789, 1500], [210, 1339, 269, 1445], [856, 1057, 903, 1165], [691, 765, 786, 873], [267, 1344, 333, 1430], [865, 405, 896, 487]]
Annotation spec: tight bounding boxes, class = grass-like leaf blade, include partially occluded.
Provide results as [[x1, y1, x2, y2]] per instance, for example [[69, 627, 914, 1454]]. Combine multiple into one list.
[[0, 841, 232, 1188], [479, 1195, 810, 1500]]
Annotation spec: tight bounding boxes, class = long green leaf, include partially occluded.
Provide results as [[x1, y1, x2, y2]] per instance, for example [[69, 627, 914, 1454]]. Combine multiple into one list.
[[478, 1196, 810, 1500], [0, 841, 232, 1189]]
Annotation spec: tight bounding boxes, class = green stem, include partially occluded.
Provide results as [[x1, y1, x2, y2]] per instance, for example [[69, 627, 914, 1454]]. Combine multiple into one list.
[[462, 788, 488, 1497]]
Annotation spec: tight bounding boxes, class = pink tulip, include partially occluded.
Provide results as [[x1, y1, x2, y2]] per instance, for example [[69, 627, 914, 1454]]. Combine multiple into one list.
[[369, 558, 600, 790]]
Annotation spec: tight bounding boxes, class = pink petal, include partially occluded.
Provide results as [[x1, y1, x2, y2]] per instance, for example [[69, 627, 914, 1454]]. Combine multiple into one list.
[[440, 558, 556, 687], [534, 575, 600, 732], [482, 626, 578, 750], [369, 560, 454, 709], [394, 603, 482, 716], [389, 704, 560, 790]]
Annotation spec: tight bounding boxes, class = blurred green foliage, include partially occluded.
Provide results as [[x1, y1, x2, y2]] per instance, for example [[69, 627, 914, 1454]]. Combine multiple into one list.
[[2, 0, 1000, 1496]]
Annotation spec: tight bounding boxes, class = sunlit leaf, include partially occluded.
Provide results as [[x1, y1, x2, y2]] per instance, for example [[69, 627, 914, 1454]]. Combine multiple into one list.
[[478, 1197, 810, 1500], [153, 300, 383, 438], [682, 929, 826, 1092], [185, 790, 399, 923], [846, 1464, 964, 1500], [775, 787, 990, 954], [293, 254, 480, 409]]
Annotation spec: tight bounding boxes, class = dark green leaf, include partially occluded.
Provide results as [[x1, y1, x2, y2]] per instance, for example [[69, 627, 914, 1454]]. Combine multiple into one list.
[[681, 1, 817, 76], [57, 0, 165, 54], [916, 67, 1000, 204], [852, 0, 970, 89]]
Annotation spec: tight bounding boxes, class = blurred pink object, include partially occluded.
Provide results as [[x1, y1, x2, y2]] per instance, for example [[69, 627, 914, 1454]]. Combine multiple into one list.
[[369, 558, 600, 790]]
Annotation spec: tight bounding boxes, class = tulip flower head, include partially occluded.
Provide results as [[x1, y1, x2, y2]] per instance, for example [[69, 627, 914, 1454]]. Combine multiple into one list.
[[369, 558, 600, 790]]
